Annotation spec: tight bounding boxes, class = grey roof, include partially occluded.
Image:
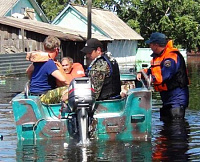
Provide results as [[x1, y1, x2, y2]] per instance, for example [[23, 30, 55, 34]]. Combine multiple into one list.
[[0, 0, 49, 22], [0, 16, 112, 41], [72, 5, 143, 40], [0, 0, 17, 16]]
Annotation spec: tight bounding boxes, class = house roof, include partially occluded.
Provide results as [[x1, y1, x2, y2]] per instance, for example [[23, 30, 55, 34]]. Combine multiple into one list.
[[71, 4, 143, 40], [0, 0, 49, 22], [0, 16, 112, 42], [0, 0, 16, 16]]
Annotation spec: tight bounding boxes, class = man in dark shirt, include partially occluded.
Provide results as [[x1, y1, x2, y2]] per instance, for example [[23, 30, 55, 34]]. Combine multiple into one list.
[[81, 38, 121, 100]]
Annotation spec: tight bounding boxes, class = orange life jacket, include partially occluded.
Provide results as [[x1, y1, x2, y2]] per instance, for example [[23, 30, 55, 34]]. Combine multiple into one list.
[[150, 40, 180, 92], [56, 62, 85, 86], [65, 63, 85, 82]]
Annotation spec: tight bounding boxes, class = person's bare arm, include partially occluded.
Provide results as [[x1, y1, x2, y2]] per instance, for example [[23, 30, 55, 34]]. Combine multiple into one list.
[[52, 70, 68, 86], [26, 63, 34, 79]]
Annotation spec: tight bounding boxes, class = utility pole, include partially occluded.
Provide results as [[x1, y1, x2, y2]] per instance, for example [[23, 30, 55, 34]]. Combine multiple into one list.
[[87, 0, 92, 40]]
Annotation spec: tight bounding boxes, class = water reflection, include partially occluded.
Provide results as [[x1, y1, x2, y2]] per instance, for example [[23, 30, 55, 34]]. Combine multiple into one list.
[[96, 140, 152, 161], [0, 104, 17, 162], [16, 139, 74, 161], [153, 119, 190, 161], [15, 139, 152, 161], [187, 63, 200, 110], [0, 75, 28, 104]]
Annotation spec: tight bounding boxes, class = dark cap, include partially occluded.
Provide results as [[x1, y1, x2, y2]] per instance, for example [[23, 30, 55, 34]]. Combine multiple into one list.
[[145, 32, 167, 45], [81, 38, 103, 53]]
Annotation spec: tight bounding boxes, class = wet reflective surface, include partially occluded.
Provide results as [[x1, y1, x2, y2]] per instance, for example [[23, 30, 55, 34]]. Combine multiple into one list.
[[0, 76, 27, 104], [1, 62, 200, 161]]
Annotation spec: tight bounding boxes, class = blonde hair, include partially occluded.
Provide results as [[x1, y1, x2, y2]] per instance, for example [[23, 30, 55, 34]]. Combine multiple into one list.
[[43, 35, 61, 51]]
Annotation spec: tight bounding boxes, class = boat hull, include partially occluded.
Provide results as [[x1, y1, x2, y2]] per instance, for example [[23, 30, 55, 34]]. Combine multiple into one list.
[[94, 88, 151, 141], [12, 87, 151, 141]]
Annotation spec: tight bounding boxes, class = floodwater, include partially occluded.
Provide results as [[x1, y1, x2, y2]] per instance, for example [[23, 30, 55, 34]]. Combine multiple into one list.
[[0, 62, 200, 161]]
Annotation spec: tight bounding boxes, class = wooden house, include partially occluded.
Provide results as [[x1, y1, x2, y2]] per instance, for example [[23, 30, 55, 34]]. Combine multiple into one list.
[[0, 0, 48, 22], [52, 4, 144, 70], [0, 16, 111, 76]]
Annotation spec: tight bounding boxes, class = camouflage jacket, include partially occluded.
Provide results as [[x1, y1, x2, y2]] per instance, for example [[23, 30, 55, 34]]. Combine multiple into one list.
[[87, 54, 111, 99]]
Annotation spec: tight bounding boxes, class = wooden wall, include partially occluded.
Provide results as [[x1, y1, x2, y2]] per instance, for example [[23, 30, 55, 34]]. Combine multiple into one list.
[[0, 24, 45, 54], [0, 24, 86, 66]]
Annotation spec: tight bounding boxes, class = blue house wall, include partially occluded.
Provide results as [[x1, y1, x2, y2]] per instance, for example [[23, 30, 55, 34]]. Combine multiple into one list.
[[52, 6, 107, 36], [5, 0, 45, 22]]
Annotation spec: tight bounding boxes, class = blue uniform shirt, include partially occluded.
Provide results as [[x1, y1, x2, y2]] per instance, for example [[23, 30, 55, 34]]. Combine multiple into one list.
[[30, 60, 58, 94], [160, 55, 189, 108]]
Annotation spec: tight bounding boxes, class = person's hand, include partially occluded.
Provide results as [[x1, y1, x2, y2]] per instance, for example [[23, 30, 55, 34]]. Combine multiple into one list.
[[61, 89, 68, 101], [120, 85, 128, 98], [61, 94, 68, 101], [120, 91, 127, 98], [137, 72, 142, 81]]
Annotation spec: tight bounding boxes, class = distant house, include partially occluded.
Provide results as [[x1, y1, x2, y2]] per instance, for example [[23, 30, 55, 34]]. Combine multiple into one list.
[[0, 0, 48, 22], [52, 4, 144, 69]]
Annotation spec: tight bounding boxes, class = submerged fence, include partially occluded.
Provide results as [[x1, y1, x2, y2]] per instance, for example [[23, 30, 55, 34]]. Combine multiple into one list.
[[0, 53, 30, 76]]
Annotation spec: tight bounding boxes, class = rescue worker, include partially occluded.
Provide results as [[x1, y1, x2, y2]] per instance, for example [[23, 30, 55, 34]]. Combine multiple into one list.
[[81, 38, 121, 100], [137, 32, 189, 120]]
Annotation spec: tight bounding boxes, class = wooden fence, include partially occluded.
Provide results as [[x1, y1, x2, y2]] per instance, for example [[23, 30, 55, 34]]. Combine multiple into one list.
[[0, 53, 30, 76]]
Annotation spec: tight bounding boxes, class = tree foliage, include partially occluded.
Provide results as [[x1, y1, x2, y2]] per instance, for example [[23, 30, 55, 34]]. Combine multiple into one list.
[[36, 0, 69, 21], [36, 0, 200, 50]]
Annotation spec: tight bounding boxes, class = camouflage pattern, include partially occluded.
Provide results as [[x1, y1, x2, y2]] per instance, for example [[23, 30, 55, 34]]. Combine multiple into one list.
[[40, 85, 68, 104], [88, 56, 110, 99]]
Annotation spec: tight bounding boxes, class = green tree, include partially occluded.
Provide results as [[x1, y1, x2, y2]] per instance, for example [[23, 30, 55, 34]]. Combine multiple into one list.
[[124, 0, 200, 50], [38, 0, 68, 22], [36, 0, 200, 50]]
